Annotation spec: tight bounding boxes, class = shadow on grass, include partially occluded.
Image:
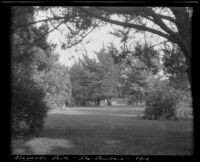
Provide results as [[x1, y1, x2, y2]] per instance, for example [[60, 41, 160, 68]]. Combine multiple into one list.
[[11, 130, 76, 155], [24, 137, 75, 154], [11, 108, 193, 155]]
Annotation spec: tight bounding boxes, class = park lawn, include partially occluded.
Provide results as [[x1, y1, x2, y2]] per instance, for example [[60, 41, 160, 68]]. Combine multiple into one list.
[[11, 106, 193, 155]]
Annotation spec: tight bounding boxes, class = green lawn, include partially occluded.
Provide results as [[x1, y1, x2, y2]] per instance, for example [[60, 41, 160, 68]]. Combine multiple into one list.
[[11, 106, 193, 155]]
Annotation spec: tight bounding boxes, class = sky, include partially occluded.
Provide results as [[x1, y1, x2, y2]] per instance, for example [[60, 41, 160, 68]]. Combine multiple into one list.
[[47, 23, 122, 67], [34, 6, 168, 76], [46, 24, 165, 68]]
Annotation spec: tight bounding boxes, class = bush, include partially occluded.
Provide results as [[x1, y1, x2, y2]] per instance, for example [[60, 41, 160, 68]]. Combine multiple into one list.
[[11, 79, 49, 135], [144, 91, 177, 120], [176, 101, 190, 119], [144, 80, 177, 120], [174, 89, 192, 120]]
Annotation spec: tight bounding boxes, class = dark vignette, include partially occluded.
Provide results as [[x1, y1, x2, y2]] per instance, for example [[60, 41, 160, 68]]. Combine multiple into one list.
[[1, 0, 199, 161]]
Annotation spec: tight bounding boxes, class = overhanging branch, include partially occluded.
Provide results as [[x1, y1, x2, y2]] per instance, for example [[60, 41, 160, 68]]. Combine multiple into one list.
[[12, 14, 85, 32], [24, 19, 66, 53], [96, 7, 176, 23], [78, 7, 177, 44]]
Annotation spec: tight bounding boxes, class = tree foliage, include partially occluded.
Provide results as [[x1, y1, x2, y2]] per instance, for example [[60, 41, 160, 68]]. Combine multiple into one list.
[[11, 6, 72, 135], [11, 6, 51, 134], [70, 48, 121, 106], [40, 63, 72, 109], [14, 6, 192, 86], [112, 42, 160, 105], [162, 44, 190, 89], [78, 7, 191, 64]]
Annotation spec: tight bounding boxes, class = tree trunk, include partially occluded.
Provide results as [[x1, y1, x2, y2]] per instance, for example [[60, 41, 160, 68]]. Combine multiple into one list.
[[80, 100, 86, 106], [187, 66, 192, 88], [96, 99, 101, 106], [107, 98, 112, 106]]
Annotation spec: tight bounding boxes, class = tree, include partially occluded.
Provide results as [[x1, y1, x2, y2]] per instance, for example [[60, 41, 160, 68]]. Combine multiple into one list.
[[70, 47, 121, 106], [42, 63, 72, 109], [108, 42, 160, 105], [70, 60, 95, 106], [96, 47, 121, 106], [162, 44, 192, 119], [11, 6, 73, 135], [162, 44, 189, 89], [78, 7, 191, 75], [14, 7, 192, 85], [11, 6, 52, 134]]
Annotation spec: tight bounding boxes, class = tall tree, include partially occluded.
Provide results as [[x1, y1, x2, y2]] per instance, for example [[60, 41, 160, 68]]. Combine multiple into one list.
[[41, 63, 72, 109], [96, 48, 121, 105], [70, 60, 95, 106], [117, 43, 160, 105], [15, 7, 192, 84], [78, 7, 191, 66], [70, 48, 121, 106], [11, 6, 53, 134]]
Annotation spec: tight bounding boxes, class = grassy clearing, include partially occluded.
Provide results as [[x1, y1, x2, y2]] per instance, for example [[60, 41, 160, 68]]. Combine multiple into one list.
[[11, 106, 193, 155]]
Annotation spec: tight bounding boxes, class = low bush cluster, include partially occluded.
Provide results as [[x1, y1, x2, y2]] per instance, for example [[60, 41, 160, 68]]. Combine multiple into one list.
[[11, 79, 49, 135], [174, 89, 192, 120], [144, 79, 178, 120], [144, 78, 192, 120], [144, 90, 177, 120]]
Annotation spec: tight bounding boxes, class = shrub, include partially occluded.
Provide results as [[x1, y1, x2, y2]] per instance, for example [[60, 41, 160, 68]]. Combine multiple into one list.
[[174, 89, 192, 120], [54, 94, 67, 109], [144, 80, 177, 120], [144, 91, 177, 120], [11, 79, 49, 135]]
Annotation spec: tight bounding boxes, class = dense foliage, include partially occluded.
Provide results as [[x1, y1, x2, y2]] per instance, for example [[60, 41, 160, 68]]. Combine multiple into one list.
[[11, 78, 48, 134], [114, 43, 160, 105], [144, 79, 177, 120], [11, 7, 72, 135], [143, 75, 192, 120], [70, 48, 121, 106], [11, 7, 49, 134], [39, 63, 72, 109]]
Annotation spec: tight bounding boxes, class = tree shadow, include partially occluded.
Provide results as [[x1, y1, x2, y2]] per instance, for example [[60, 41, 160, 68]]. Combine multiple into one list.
[[11, 128, 76, 155], [24, 137, 75, 154]]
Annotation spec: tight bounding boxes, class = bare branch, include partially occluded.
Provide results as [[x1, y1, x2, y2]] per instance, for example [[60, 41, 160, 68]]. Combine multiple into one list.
[[12, 17, 65, 33], [93, 7, 190, 61], [147, 40, 170, 49], [96, 7, 176, 23], [24, 20, 66, 53], [78, 7, 177, 44], [66, 20, 102, 48], [12, 14, 85, 32], [157, 14, 176, 23]]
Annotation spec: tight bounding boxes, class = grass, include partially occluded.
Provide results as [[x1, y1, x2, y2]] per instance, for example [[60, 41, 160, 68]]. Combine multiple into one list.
[[11, 105, 193, 155]]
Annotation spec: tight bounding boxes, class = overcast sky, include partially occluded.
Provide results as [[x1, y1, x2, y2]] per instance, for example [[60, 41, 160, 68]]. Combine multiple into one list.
[[47, 25, 165, 67], [34, 7, 167, 68]]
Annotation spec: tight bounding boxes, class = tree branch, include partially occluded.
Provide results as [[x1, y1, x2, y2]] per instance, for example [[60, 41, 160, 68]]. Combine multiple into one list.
[[92, 7, 190, 62], [66, 20, 102, 48], [148, 40, 170, 49], [13, 16, 65, 31], [96, 7, 176, 23], [24, 20, 66, 53], [78, 7, 177, 44], [12, 14, 85, 32]]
